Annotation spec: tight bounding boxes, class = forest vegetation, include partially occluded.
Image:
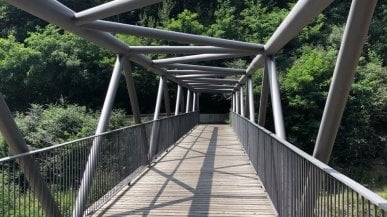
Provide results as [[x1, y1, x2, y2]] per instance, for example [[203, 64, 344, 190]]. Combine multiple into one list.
[[0, 0, 386, 196]]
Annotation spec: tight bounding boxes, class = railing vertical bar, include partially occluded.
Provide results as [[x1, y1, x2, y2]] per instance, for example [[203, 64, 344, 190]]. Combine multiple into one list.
[[368, 200, 370, 217], [231, 113, 386, 216], [334, 179, 337, 216], [356, 192, 359, 217], [374, 205, 377, 217], [352, 189, 354, 217], [1, 164, 4, 216]]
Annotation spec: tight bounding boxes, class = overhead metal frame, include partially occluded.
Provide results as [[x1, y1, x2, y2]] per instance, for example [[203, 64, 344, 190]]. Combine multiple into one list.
[[0, 0, 380, 215]]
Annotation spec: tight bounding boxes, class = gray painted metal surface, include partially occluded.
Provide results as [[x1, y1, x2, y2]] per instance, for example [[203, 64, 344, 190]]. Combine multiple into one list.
[[313, 0, 378, 164], [0, 95, 61, 217], [129, 46, 255, 54], [1, 0, 383, 215], [163, 81, 171, 116], [236, 91, 240, 114], [175, 85, 182, 115], [232, 93, 235, 112], [166, 64, 246, 74], [266, 56, 286, 139], [186, 90, 191, 113], [74, 56, 123, 217], [83, 20, 264, 52], [167, 70, 244, 75], [247, 77, 255, 123], [183, 78, 239, 84], [192, 92, 196, 112], [123, 58, 142, 124], [231, 112, 387, 216], [240, 87, 245, 117], [74, 0, 163, 25], [153, 53, 250, 65], [176, 74, 224, 79], [149, 76, 165, 161], [258, 66, 269, 126]]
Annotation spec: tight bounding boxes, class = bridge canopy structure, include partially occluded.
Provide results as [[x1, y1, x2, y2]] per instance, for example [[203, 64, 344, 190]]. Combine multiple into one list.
[[0, 0, 386, 216]]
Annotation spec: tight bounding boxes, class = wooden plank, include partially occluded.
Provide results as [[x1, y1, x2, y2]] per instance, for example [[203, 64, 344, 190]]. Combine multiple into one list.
[[91, 124, 277, 217]]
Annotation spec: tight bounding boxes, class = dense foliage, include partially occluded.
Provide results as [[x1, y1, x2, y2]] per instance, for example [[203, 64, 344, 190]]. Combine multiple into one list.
[[0, 0, 385, 186]]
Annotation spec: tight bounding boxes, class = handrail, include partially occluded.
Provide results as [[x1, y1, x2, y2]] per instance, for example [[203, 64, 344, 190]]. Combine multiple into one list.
[[0, 111, 199, 217], [0, 111, 198, 163], [231, 112, 387, 215], [233, 112, 387, 209]]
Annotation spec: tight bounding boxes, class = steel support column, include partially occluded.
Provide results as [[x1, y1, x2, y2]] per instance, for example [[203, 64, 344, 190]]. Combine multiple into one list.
[[258, 67, 269, 126], [240, 87, 245, 117], [235, 91, 240, 114], [0, 95, 61, 217], [149, 76, 165, 161], [123, 58, 141, 124], [163, 81, 171, 116], [174, 85, 182, 115], [186, 90, 191, 113], [266, 56, 286, 139], [247, 77, 255, 123], [232, 93, 235, 112], [74, 55, 123, 217], [192, 92, 196, 112], [313, 0, 378, 163]]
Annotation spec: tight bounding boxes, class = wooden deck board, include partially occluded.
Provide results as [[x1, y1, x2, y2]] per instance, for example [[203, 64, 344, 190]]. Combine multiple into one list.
[[91, 124, 277, 217]]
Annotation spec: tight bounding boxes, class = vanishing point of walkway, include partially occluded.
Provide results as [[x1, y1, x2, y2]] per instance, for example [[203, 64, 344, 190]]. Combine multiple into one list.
[[93, 125, 277, 216]]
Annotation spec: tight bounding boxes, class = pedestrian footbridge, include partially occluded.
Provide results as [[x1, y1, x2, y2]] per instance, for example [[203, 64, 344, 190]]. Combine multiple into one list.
[[0, 0, 386, 216]]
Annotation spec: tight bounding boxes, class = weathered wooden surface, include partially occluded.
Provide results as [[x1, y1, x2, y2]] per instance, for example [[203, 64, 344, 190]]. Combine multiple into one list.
[[92, 124, 277, 216]]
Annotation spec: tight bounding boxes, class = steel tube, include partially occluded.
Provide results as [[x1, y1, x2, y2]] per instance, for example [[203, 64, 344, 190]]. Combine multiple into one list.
[[153, 53, 249, 65], [192, 92, 196, 112], [166, 64, 246, 74], [129, 46, 254, 54], [163, 82, 171, 116], [196, 89, 233, 93], [186, 90, 191, 113], [258, 66, 269, 126], [190, 84, 236, 89], [174, 85, 182, 115], [247, 77, 255, 123], [74, 56, 123, 217], [313, 0, 378, 164], [235, 91, 240, 114], [167, 69, 245, 75], [149, 76, 165, 161], [74, 0, 163, 25], [123, 58, 141, 124], [0, 95, 62, 217], [153, 76, 165, 120], [232, 93, 235, 112], [83, 20, 265, 52], [240, 87, 245, 117], [183, 78, 239, 84], [175, 74, 223, 79], [266, 56, 286, 139]]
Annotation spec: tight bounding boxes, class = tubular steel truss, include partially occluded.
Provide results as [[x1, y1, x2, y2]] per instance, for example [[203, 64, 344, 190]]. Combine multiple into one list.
[[0, 0, 381, 216]]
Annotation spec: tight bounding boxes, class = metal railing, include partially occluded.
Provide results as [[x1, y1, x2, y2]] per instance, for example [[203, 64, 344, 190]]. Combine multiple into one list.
[[0, 111, 198, 216], [231, 112, 387, 217]]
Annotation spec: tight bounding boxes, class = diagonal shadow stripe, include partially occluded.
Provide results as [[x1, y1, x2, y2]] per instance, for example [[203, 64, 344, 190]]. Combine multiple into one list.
[[188, 126, 218, 215]]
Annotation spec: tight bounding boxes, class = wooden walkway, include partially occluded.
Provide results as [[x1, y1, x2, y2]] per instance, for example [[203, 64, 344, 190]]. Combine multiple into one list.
[[92, 124, 277, 217]]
